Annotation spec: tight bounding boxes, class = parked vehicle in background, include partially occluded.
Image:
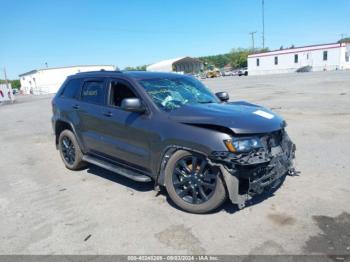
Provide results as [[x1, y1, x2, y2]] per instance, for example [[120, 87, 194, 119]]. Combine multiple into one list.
[[238, 67, 248, 76], [200, 73, 207, 79], [232, 70, 240, 76], [221, 71, 234, 77], [52, 71, 296, 213], [206, 69, 221, 78]]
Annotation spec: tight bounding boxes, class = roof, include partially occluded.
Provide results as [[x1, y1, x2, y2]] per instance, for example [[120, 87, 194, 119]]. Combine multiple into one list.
[[18, 70, 38, 77], [124, 71, 186, 80], [146, 57, 202, 72], [248, 42, 342, 58], [19, 64, 115, 77], [71, 70, 190, 80]]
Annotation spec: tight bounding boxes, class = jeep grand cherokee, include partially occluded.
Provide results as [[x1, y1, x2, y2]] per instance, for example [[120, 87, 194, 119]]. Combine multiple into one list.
[[52, 71, 296, 213]]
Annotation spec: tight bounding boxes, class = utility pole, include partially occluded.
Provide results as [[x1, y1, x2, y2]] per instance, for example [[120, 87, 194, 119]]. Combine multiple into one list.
[[3, 67, 14, 103], [3, 67, 9, 90], [262, 0, 265, 49], [249, 31, 257, 51], [339, 33, 346, 42]]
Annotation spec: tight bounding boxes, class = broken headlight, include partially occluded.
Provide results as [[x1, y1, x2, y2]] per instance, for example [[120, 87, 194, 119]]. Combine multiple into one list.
[[224, 137, 263, 153]]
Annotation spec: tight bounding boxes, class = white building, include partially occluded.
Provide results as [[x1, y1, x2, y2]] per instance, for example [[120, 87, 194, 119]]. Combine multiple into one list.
[[19, 65, 116, 95], [248, 42, 350, 76], [147, 57, 203, 74]]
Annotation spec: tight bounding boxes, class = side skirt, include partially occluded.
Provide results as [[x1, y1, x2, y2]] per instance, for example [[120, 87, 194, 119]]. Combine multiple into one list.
[[82, 155, 152, 183]]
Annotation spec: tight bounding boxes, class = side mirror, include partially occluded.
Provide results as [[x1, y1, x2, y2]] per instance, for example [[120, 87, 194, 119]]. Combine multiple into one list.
[[215, 92, 229, 102], [121, 98, 145, 113]]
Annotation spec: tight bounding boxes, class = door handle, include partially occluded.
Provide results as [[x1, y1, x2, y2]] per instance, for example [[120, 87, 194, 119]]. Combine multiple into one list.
[[73, 104, 80, 110], [103, 111, 113, 117]]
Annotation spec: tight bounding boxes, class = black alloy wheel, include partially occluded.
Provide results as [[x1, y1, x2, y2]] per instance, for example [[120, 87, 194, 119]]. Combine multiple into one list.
[[61, 136, 76, 165], [58, 129, 86, 170], [172, 155, 217, 205]]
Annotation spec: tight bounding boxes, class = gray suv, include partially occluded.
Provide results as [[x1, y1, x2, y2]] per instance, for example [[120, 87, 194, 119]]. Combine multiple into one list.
[[52, 70, 296, 213]]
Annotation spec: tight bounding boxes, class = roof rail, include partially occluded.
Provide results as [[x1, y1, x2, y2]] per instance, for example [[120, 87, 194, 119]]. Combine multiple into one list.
[[75, 70, 123, 75]]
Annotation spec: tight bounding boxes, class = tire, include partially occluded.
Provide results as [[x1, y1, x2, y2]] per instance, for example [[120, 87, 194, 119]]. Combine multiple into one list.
[[164, 150, 227, 214], [58, 129, 86, 170]]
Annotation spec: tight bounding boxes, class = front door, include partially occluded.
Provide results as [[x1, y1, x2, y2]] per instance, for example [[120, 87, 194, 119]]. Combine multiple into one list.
[[97, 78, 155, 173]]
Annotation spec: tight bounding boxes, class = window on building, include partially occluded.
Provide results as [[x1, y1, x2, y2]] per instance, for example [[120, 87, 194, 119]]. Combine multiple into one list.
[[274, 56, 278, 65], [61, 78, 82, 99], [346, 52, 349, 62], [256, 58, 260, 66], [294, 54, 298, 63], [109, 81, 137, 107], [323, 51, 328, 61], [81, 81, 105, 104], [307, 53, 309, 60]]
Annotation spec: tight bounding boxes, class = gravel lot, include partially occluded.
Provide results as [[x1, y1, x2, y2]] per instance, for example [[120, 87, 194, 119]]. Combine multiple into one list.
[[0, 70, 349, 255]]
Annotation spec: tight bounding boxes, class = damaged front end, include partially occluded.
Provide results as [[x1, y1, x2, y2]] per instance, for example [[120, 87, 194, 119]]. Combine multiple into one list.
[[210, 129, 296, 209]]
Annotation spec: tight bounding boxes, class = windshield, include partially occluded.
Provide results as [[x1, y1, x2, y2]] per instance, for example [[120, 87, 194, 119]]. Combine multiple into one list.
[[138, 76, 219, 111]]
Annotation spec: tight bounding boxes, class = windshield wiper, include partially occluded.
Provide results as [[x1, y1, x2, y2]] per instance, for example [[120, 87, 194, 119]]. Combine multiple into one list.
[[198, 101, 215, 104]]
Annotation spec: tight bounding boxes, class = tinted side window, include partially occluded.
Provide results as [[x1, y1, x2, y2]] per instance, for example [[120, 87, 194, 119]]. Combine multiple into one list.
[[81, 81, 105, 105], [61, 78, 82, 99]]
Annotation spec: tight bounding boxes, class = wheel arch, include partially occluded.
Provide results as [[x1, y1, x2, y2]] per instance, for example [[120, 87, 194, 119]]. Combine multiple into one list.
[[54, 119, 85, 152], [155, 145, 210, 186]]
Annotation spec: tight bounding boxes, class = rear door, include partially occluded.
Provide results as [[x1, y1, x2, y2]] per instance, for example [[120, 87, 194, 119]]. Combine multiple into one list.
[[76, 78, 109, 153]]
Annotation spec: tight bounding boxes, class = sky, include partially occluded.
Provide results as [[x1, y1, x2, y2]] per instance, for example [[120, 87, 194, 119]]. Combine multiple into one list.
[[1, 0, 349, 79]]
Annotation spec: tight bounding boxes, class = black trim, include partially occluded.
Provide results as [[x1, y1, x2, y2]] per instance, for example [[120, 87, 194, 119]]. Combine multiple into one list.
[[83, 154, 152, 182]]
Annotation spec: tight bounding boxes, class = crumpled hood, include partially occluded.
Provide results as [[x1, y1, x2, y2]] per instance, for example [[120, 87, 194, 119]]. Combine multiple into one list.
[[168, 101, 285, 134]]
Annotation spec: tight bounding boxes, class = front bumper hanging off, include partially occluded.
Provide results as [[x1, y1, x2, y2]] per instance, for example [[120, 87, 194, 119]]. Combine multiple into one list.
[[210, 130, 296, 209]]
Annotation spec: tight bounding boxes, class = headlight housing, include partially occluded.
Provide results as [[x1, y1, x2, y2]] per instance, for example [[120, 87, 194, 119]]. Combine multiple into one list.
[[224, 137, 263, 153]]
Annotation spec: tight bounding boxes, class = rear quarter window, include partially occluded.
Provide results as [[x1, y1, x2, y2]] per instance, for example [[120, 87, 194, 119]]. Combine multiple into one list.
[[61, 78, 82, 99]]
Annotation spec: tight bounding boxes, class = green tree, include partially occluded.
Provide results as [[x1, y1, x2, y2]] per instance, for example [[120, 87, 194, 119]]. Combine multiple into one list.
[[199, 48, 269, 70], [0, 79, 21, 89], [124, 65, 147, 71], [11, 80, 21, 89], [338, 37, 350, 43]]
